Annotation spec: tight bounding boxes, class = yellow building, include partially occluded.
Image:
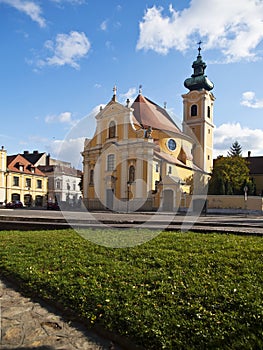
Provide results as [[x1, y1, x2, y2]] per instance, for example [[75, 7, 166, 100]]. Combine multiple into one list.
[[0, 146, 7, 205], [5, 153, 48, 207], [82, 48, 215, 211]]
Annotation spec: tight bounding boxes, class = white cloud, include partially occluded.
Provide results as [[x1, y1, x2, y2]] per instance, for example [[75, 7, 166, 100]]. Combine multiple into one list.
[[241, 91, 263, 108], [119, 87, 137, 103], [214, 123, 263, 157], [100, 20, 108, 31], [45, 112, 76, 125], [39, 31, 90, 69], [49, 104, 108, 168], [0, 0, 46, 27], [49, 137, 85, 169], [137, 0, 263, 62], [50, 0, 86, 4]]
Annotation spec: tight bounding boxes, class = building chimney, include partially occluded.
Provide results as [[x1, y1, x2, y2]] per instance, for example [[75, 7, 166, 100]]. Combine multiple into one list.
[[46, 153, 50, 166], [33, 150, 38, 154], [248, 151, 251, 158], [24, 150, 29, 154]]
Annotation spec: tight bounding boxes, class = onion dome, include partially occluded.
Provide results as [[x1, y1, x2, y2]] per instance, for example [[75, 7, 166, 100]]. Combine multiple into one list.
[[184, 43, 214, 91]]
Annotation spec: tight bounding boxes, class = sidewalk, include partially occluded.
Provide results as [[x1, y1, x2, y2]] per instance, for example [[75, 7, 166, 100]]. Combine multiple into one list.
[[0, 277, 116, 350]]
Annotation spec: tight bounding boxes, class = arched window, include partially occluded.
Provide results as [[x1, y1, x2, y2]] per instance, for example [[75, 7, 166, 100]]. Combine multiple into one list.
[[207, 106, 211, 118], [89, 169, 94, 185], [128, 165, 135, 183], [191, 104, 197, 117], [109, 121, 116, 138], [107, 154, 115, 171]]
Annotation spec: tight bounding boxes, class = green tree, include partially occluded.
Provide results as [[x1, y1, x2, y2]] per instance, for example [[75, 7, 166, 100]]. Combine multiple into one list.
[[79, 174, 83, 194], [208, 155, 252, 195], [227, 141, 242, 157]]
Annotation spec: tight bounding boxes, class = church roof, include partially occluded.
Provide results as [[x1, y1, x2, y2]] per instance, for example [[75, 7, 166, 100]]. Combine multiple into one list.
[[131, 93, 182, 135]]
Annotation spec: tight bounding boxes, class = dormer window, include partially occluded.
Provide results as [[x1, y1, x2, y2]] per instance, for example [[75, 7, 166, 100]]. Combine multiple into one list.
[[27, 164, 35, 173], [15, 162, 24, 171], [109, 121, 116, 139]]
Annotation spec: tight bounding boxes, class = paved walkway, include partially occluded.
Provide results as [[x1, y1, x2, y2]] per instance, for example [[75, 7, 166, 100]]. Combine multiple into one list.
[[0, 277, 117, 350]]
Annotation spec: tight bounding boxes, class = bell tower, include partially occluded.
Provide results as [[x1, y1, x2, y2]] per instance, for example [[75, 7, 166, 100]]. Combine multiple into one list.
[[182, 43, 215, 173]]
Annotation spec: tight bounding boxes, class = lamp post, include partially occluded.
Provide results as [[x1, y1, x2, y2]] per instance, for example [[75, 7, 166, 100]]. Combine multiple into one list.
[[127, 181, 132, 213], [244, 185, 248, 213], [26, 185, 31, 207]]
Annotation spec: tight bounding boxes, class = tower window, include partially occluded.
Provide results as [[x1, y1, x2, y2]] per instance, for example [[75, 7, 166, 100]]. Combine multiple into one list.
[[155, 163, 159, 172], [207, 106, 211, 118], [107, 154, 115, 171], [109, 121, 116, 138], [191, 104, 197, 117]]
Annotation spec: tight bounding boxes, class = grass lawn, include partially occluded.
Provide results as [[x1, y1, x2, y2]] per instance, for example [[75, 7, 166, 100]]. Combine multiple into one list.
[[0, 229, 262, 349]]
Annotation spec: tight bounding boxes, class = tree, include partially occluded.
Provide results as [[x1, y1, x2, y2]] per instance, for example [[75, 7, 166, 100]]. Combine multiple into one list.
[[227, 141, 242, 157], [79, 174, 83, 194], [208, 155, 252, 195]]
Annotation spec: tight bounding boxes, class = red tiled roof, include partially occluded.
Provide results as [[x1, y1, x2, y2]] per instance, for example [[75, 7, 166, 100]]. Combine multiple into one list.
[[7, 154, 46, 176], [154, 150, 203, 172], [131, 94, 182, 135], [154, 150, 187, 167]]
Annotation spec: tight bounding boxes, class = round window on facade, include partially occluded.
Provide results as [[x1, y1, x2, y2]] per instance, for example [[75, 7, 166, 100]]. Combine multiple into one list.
[[167, 139, 176, 151]]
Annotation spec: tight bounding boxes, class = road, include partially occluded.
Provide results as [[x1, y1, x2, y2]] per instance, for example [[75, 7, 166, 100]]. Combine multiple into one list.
[[0, 208, 262, 235]]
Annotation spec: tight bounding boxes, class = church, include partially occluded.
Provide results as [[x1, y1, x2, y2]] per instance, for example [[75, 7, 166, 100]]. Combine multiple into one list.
[[82, 47, 215, 212]]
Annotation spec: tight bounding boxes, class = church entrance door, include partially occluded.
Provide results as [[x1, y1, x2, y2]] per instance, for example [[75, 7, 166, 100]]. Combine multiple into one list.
[[106, 189, 114, 210], [162, 189, 174, 211]]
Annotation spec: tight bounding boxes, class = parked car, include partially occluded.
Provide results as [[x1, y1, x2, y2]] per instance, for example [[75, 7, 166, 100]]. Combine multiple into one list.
[[5, 200, 23, 209], [47, 201, 60, 210]]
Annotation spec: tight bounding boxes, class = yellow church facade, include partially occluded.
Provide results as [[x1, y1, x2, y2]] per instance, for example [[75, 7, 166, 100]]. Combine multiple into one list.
[[82, 48, 215, 212]]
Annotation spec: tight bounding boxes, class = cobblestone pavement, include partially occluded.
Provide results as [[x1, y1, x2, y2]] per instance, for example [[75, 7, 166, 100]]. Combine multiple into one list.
[[0, 278, 116, 350]]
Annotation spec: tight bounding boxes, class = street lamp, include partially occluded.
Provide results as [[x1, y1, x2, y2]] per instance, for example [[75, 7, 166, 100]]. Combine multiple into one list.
[[26, 185, 31, 207], [127, 181, 132, 213], [244, 185, 248, 213]]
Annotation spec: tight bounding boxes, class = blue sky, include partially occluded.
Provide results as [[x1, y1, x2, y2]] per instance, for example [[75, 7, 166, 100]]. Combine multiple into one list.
[[1, 0, 263, 168]]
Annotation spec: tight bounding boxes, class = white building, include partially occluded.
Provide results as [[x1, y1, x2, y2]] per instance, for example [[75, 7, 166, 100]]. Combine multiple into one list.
[[23, 150, 82, 208]]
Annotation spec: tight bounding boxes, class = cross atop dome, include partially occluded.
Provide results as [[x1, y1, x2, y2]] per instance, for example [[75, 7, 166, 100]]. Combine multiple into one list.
[[183, 42, 214, 92], [112, 85, 117, 101], [197, 40, 202, 55]]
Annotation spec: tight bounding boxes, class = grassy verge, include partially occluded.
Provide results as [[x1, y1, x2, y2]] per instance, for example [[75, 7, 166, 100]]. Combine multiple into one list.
[[0, 229, 262, 349]]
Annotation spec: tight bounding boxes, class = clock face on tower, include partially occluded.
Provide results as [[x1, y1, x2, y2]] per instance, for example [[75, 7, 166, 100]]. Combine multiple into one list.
[[167, 138, 176, 151]]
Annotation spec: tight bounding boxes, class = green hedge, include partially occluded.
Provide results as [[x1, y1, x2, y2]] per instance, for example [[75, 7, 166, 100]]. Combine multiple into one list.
[[0, 229, 262, 349]]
